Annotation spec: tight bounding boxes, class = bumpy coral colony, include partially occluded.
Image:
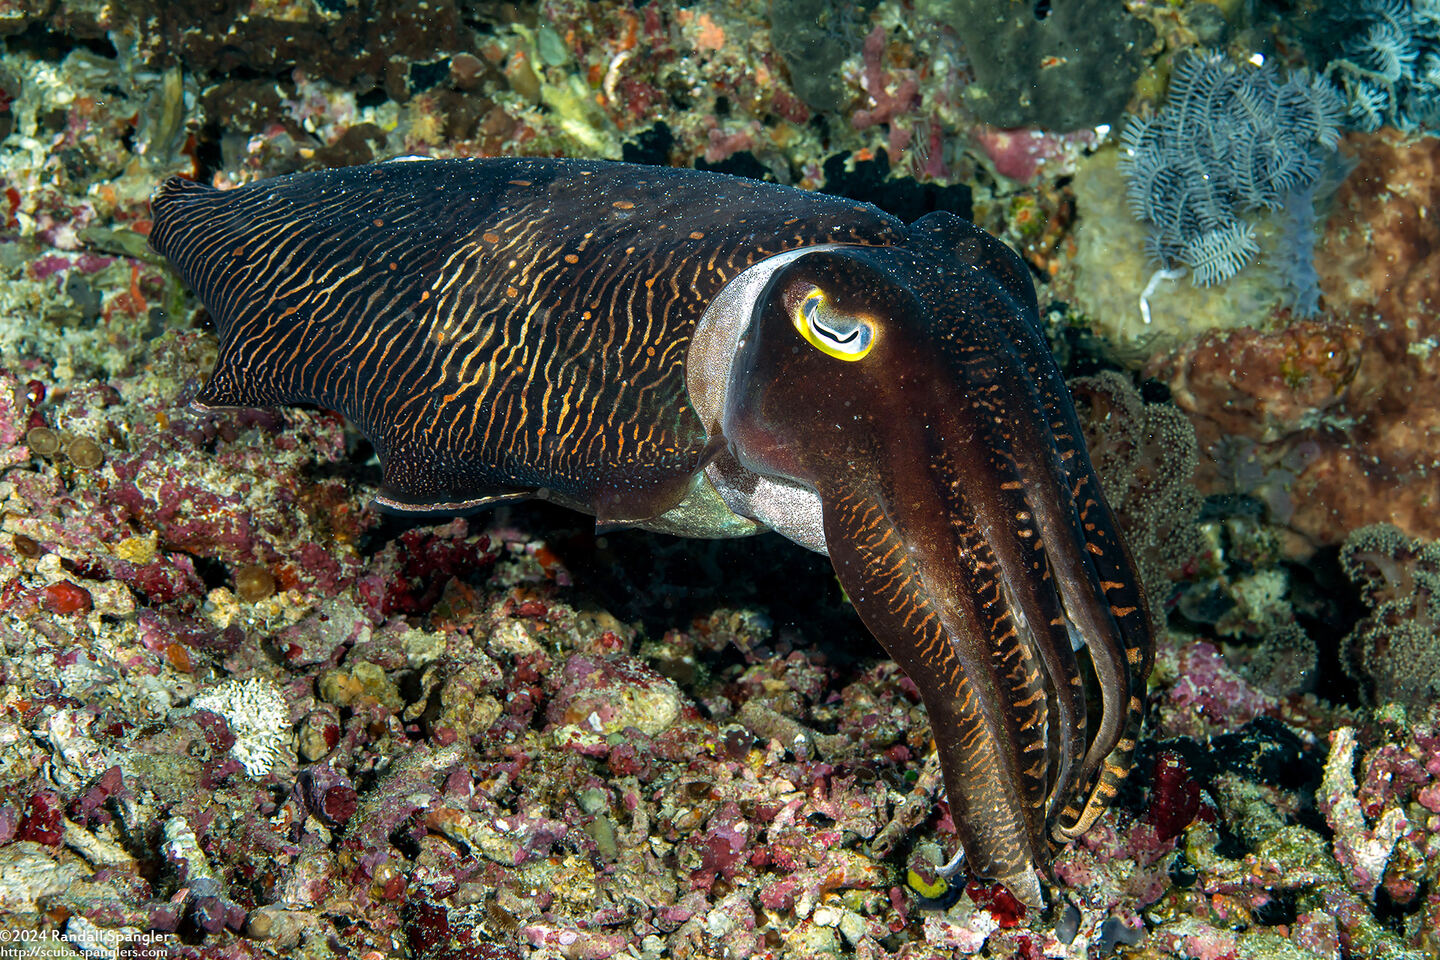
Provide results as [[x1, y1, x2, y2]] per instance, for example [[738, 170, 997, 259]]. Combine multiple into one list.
[[3, 2, 1440, 959]]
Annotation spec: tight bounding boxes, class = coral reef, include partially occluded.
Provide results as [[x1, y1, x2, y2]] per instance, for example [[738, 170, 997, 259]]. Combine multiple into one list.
[[1067, 370, 1206, 629], [1067, 149, 1301, 343], [1152, 132, 1440, 555], [768, 0, 870, 114], [1339, 524, 1440, 710], [1, 2, 1437, 958]]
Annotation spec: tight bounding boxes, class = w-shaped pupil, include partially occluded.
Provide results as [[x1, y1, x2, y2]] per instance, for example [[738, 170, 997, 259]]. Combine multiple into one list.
[[804, 295, 859, 345], [814, 318, 859, 344]]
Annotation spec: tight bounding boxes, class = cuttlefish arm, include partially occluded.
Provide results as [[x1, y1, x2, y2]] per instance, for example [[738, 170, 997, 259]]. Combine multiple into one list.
[[715, 214, 1153, 906], [149, 158, 1152, 908]]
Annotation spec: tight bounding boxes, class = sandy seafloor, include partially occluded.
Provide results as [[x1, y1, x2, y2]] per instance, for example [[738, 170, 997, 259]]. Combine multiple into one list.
[[0, 1, 1438, 958]]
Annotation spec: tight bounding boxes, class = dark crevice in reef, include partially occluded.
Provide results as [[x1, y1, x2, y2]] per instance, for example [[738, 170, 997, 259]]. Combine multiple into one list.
[[1290, 544, 1367, 707], [3, 21, 117, 61], [821, 149, 974, 223]]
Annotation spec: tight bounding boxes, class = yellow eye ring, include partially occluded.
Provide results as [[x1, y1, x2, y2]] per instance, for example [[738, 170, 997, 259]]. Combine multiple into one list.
[[791, 289, 875, 361]]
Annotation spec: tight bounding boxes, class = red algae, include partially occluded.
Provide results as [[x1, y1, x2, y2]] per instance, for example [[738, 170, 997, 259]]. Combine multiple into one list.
[[16, 791, 63, 845], [1144, 751, 1205, 843], [964, 880, 1026, 928], [41, 580, 92, 615]]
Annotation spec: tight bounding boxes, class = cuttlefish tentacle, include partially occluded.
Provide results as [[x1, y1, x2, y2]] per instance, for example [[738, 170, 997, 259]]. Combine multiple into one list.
[[959, 215, 1153, 839], [1045, 467, 1153, 839], [148, 158, 1155, 909], [958, 418, 1091, 832], [1009, 331, 1154, 839], [719, 227, 1148, 907], [822, 479, 1048, 904], [904, 214, 1098, 839]]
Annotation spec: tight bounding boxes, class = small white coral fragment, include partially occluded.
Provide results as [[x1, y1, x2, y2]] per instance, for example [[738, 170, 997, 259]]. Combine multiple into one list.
[[162, 815, 222, 896], [1319, 726, 1409, 897], [191, 678, 290, 778]]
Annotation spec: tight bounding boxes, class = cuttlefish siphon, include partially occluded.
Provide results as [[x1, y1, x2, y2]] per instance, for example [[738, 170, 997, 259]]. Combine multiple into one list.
[[149, 157, 1152, 908]]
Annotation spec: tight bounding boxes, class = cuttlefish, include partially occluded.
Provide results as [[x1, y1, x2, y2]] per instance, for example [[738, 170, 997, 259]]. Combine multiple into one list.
[[149, 158, 1152, 908]]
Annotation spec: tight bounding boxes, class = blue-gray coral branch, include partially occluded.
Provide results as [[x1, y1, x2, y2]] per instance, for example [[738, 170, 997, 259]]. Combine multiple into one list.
[[1119, 50, 1345, 288], [1329, 0, 1440, 134]]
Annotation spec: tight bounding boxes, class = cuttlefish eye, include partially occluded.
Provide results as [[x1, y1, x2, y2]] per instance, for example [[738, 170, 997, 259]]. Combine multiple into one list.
[[791, 286, 876, 361]]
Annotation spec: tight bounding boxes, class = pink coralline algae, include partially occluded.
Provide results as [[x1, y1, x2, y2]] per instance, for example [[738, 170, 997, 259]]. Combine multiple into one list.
[[971, 126, 1098, 185], [1156, 637, 1279, 740], [2, 339, 365, 616], [1319, 726, 1409, 897], [357, 521, 499, 619], [852, 25, 921, 136], [1316, 709, 1440, 933]]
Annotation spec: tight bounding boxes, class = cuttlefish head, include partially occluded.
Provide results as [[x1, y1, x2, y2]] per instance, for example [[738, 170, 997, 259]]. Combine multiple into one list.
[[716, 212, 1153, 907]]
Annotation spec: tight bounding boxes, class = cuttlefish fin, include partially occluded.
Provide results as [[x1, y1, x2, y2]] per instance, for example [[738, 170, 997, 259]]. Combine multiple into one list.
[[372, 488, 534, 514], [591, 434, 729, 530]]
